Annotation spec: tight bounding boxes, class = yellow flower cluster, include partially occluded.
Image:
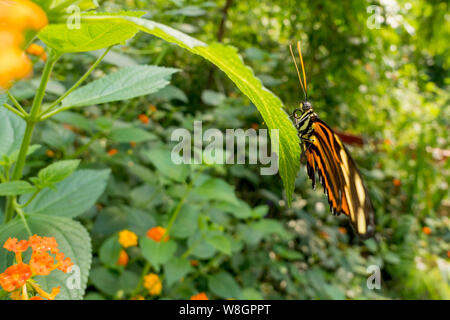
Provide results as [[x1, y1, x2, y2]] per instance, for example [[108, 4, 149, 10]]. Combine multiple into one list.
[[143, 273, 162, 296], [0, 0, 48, 89]]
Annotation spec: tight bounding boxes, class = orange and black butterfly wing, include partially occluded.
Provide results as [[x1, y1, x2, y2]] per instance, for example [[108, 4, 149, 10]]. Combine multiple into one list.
[[304, 118, 375, 238]]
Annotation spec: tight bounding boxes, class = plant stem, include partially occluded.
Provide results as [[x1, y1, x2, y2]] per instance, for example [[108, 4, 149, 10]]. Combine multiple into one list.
[[40, 46, 112, 118], [7, 91, 27, 115], [2, 103, 25, 118], [131, 262, 151, 296], [165, 168, 204, 237], [4, 52, 59, 223]]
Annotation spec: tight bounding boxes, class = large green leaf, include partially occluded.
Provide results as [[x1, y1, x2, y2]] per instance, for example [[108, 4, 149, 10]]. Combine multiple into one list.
[[61, 66, 178, 108], [0, 108, 25, 159], [121, 16, 301, 204], [21, 169, 110, 218], [0, 181, 36, 196], [0, 214, 92, 300], [38, 12, 145, 53], [73, 15, 299, 203]]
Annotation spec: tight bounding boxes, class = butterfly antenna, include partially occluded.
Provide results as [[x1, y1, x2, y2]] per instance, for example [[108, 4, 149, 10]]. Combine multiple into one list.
[[289, 42, 307, 99], [296, 41, 308, 99]]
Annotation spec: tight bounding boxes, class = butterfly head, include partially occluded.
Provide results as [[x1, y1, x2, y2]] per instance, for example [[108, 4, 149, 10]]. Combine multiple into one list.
[[301, 101, 312, 112]]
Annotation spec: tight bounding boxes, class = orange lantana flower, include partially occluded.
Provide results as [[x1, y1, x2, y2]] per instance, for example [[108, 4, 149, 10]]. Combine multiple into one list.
[[138, 114, 149, 124], [26, 43, 47, 61], [118, 230, 138, 248], [143, 273, 162, 295], [190, 293, 209, 300], [0, 0, 48, 89], [0, 235, 73, 300], [117, 249, 129, 266], [29, 251, 55, 276], [146, 226, 169, 242], [107, 149, 118, 156], [0, 263, 32, 292], [422, 226, 431, 235]]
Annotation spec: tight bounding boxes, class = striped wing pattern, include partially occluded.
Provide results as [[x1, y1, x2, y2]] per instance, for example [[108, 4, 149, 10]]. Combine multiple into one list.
[[304, 119, 375, 238]]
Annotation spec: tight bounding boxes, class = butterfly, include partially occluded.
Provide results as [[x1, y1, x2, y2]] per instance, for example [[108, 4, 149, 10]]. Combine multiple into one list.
[[289, 41, 375, 239]]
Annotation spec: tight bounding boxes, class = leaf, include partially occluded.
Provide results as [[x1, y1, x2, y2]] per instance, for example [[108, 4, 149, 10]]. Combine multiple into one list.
[[89, 268, 139, 296], [38, 12, 144, 53], [193, 178, 239, 205], [99, 234, 122, 267], [241, 288, 264, 300], [21, 169, 110, 218], [0, 93, 7, 105], [109, 127, 158, 143], [61, 66, 178, 108], [53, 111, 94, 132], [164, 257, 192, 287], [170, 205, 199, 239], [140, 238, 177, 272], [37, 159, 80, 186], [151, 85, 188, 103], [208, 272, 241, 299], [0, 214, 92, 300], [201, 90, 226, 106], [0, 181, 36, 196], [120, 16, 301, 204], [0, 108, 25, 158], [144, 148, 189, 183], [187, 233, 216, 259], [205, 234, 231, 255]]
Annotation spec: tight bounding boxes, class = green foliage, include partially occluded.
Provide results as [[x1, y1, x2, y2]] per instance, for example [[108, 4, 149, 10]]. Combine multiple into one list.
[[0, 0, 448, 301], [61, 66, 178, 108], [21, 169, 110, 217]]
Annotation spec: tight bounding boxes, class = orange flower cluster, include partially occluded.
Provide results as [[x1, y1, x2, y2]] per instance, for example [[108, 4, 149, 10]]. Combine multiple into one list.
[[138, 114, 149, 124], [143, 273, 162, 295], [118, 230, 138, 248], [190, 292, 208, 300], [147, 226, 169, 242], [0, 0, 48, 89], [0, 235, 73, 300], [422, 226, 431, 235], [26, 43, 47, 61], [117, 249, 129, 266], [107, 148, 118, 156]]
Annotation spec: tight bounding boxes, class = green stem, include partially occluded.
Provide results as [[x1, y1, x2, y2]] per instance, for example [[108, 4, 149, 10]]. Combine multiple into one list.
[[2, 103, 25, 118], [13, 201, 32, 237], [4, 52, 59, 223], [165, 169, 204, 237], [17, 189, 41, 209], [39, 46, 112, 118], [7, 91, 27, 116], [131, 262, 151, 297]]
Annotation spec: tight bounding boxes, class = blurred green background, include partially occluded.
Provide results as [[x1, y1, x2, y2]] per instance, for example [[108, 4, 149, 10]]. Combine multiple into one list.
[[9, 0, 450, 299]]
